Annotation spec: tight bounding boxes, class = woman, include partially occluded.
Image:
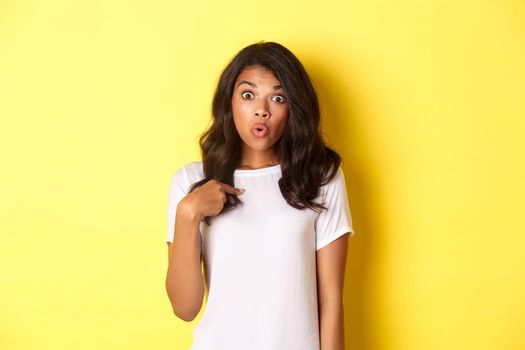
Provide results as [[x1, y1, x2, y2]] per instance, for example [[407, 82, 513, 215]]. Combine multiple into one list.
[[165, 41, 355, 350]]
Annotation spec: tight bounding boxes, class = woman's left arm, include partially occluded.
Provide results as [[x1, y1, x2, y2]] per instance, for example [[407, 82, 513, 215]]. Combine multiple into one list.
[[316, 233, 350, 350]]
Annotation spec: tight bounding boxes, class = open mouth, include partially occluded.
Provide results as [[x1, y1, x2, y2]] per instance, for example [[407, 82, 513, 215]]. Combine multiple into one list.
[[252, 124, 269, 137]]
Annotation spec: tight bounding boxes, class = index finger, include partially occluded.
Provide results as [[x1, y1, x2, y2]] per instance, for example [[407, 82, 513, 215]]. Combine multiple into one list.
[[219, 182, 244, 195]]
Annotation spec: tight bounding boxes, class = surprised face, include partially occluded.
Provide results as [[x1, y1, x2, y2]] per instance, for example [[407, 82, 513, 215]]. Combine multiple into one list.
[[231, 65, 289, 162]]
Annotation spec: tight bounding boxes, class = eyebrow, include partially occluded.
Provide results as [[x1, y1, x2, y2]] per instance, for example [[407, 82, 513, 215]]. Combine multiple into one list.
[[237, 80, 283, 90]]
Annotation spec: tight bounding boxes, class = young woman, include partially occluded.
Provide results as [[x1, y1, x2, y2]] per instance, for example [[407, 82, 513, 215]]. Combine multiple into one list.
[[165, 41, 355, 350]]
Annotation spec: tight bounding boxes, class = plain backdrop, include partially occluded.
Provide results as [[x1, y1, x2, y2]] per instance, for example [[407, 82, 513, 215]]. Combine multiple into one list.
[[0, 1, 524, 349]]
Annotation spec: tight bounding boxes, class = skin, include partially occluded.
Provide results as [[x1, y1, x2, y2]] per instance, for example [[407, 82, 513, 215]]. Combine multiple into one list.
[[317, 233, 349, 350], [166, 182, 245, 321], [231, 65, 288, 169]]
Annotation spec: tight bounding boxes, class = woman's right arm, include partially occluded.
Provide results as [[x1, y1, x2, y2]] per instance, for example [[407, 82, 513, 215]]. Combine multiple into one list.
[[166, 200, 204, 322], [165, 179, 245, 322]]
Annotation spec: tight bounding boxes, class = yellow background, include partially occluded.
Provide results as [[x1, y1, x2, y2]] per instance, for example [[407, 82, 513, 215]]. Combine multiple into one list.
[[1, 0, 524, 349]]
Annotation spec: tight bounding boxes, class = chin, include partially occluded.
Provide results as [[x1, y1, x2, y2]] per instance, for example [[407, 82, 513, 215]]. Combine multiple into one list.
[[242, 140, 275, 151]]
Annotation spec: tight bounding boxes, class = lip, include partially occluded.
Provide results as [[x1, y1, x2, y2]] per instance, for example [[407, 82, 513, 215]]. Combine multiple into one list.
[[251, 123, 269, 138], [251, 122, 269, 131]]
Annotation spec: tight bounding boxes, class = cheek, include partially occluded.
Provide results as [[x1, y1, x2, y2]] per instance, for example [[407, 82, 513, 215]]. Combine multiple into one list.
[[273, 111, 289, 137], [231, 98, 243, 125], [231, 96, 239, 116], [231, 105, 248, 135], [232, 97, 250, 118]]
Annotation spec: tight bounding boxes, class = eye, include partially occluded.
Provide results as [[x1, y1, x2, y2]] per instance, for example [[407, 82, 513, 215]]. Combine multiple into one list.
[[241, 91, 254, 99], [272, 94, 287, 103]]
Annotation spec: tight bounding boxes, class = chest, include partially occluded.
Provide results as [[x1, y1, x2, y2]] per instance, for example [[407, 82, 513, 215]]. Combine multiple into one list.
[[199, 180, 318, 263]]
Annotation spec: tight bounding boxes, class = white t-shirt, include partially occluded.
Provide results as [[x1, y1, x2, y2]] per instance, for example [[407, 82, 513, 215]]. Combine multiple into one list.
[[166, 161, 355, 350]]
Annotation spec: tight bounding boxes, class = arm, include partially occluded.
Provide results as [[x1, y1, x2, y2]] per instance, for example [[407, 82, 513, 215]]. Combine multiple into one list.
[[165, 179, 244, 322], [316, 233, 349, 350], [165, 202, 205, 322]]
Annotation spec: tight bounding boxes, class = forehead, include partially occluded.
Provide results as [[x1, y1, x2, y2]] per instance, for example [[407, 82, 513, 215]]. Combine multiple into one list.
[[234, 66, 281, 85]]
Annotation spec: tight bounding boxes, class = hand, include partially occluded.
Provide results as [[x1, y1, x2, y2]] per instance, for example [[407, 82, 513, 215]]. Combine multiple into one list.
[[179, 179, 245, 220]]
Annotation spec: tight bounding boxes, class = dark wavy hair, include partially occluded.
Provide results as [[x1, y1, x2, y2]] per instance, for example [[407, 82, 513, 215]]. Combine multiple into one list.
[[188, 40, 342, 226]]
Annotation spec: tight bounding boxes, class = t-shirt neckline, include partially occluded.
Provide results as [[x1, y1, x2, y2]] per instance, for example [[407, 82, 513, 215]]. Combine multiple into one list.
[[234, 163, 281, 176]]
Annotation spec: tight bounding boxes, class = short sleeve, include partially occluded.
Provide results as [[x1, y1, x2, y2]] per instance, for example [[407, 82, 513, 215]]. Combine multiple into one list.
[[166, 166, 189, 244], [315, 166, 355, 251]]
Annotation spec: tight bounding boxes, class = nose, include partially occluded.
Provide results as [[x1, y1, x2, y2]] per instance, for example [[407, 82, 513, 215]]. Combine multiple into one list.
[[254, 100, 270, 118]]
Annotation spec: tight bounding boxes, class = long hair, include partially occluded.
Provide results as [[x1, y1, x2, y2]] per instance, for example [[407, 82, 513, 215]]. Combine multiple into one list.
[[189, 41, 342, 226]]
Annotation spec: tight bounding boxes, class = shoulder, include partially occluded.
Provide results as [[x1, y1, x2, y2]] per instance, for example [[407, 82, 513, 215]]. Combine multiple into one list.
[[171, 160, 205, 186], [315, 165, 346, 200], [321, 165, 346, 189], [184, 160, 204, 179]]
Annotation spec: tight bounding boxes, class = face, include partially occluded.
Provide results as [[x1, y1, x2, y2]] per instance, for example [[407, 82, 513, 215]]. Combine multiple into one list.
[[231, 65, 289, 164]]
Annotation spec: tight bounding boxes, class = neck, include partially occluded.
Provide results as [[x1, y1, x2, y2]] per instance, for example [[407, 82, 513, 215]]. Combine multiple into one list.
[[237, 161, 279, 170], [238, 149, 280, 170]]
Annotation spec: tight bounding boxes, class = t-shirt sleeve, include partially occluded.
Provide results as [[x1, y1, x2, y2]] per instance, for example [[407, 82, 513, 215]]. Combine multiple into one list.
[[166, 166, 189, 244], [315, 166, 355, 251]]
